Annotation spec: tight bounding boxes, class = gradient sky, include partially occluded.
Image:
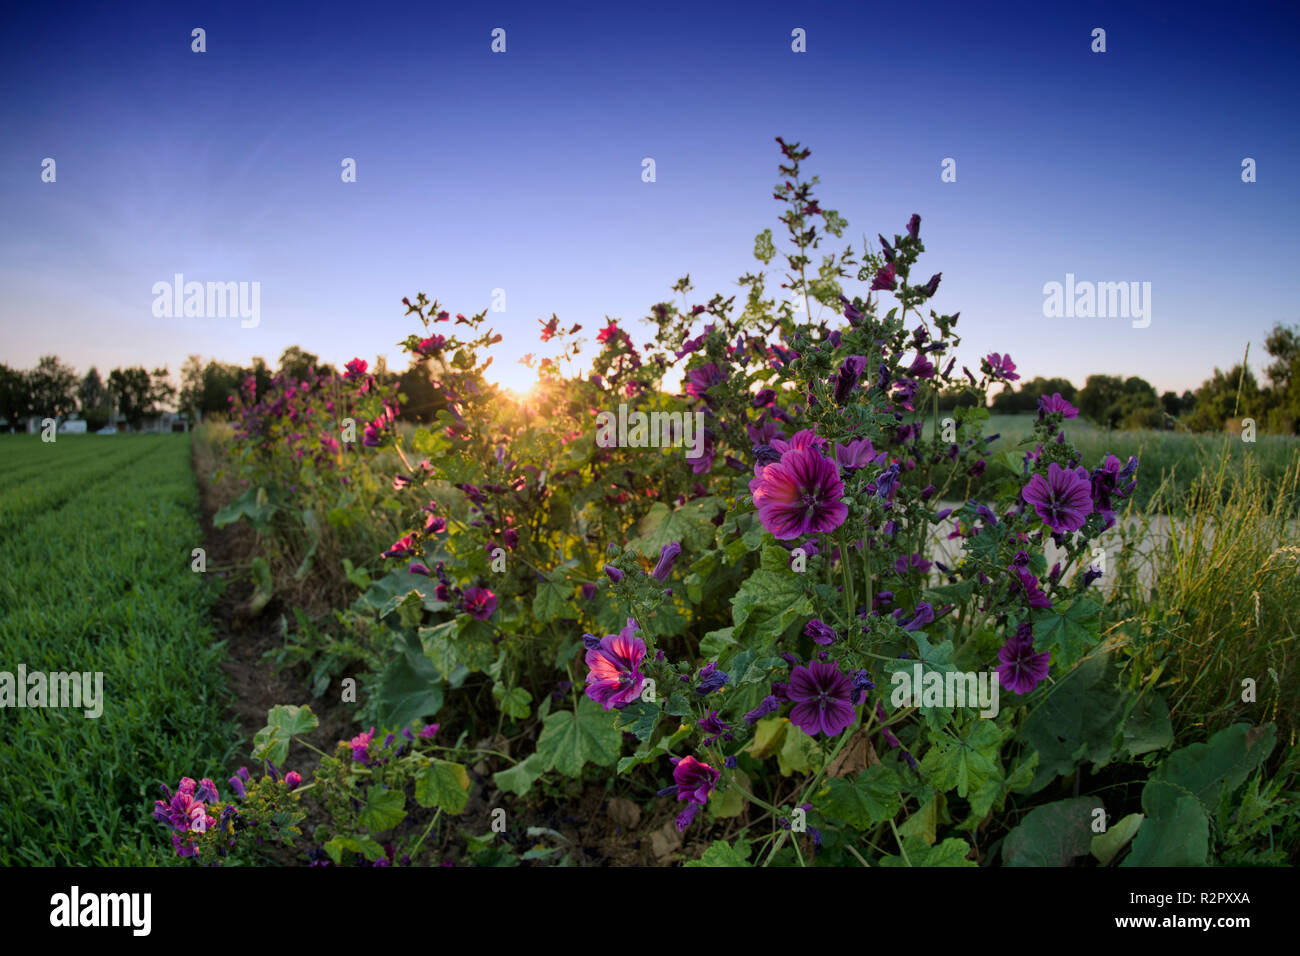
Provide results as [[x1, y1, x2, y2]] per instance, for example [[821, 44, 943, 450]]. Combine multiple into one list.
[[2, 0, 1297, 399]]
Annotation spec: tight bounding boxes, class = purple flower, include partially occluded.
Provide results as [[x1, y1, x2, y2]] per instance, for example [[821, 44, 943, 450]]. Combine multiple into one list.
[[285, 771, 302, 791], [604, 564, 624, 583], [787, 660, 858, 737], [462, 586, 497, 620], [580, 583, 597, 601], [907, 352, 935, 380], [1012, 567, 1053, 609], [805, 619, 838, 645], [744, 696, 781, 724], [670, 756, 719, 830], [902, 603, 935, 631], [695, 662, 730, 696], [749, 445, 848, 540], [906, 214, 920, 240], [833, 355, 868, 405], [418, 723, 440, 739], [195, 778, 219, 803], [1021, 462, 1093, 533], [348, 727, 375, 765], [228, 774, 246, 800], [699, 711, 732, 746], [984, 352, 1019, 382], [919, 272, 941, 297], [997, 623, 1050, 695], [584, 619, 647, 710], [409, 561, 431, 576], [834, 438, 885, 470], [652, 542, 682, 582], [1038, 392, 1078, 419], [685, 363, 726, 400], [871, 262, 897, 291]]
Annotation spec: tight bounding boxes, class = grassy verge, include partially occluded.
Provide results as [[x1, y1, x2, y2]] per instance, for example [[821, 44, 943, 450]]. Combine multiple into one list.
[[0, 435, 239, 865]]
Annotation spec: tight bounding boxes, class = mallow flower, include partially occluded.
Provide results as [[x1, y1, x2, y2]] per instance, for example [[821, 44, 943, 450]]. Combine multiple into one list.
[[583, 619, 647, 710]]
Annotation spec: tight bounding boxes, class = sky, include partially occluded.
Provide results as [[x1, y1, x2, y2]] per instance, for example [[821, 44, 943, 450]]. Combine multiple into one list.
[[2, 0, 1298, 399]]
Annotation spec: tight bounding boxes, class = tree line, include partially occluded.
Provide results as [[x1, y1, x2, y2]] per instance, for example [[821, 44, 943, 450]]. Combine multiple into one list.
[[5, 322, 1299, 435]]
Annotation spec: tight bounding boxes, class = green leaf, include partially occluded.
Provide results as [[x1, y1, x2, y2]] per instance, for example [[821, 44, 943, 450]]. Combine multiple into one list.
[[919, 719, 1002, 799], [1121, 692, 1173, 756], [683, 836, 755, 867], [731, 568, 812, 641], [377, 630, 444, 728], [1151, 722, 1276, 814], [1002, 797, 1096, 866], [1022, 649, 1126, 791], [628, 497, 721, 557], [1030, 598, 1102, 671], [1122, 781, 1209, 867], [699, 627, 737, 659], [536, 697, 625, 777], [213, 486, 277, 531], [533, 575, 574, 623], [324, 835, 386, 864], [358, 785, 408, 832], [414, 760, 471, 814], [493, 753, 547, 796], [816, 765, 903, 830], [492, 684, 533, 720], [879, 836, 976, 867], [251, 704, 319, 766], [1091, 812, 1144, 866], [612, 698, 660, 742]]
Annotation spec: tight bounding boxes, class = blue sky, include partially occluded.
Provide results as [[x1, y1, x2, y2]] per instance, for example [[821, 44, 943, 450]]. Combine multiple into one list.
[[2, 0, 1297, 397]]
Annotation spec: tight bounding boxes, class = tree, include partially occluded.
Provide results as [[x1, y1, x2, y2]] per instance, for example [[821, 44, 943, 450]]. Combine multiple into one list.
[[107, 366, 175, 430], [179, 356, 243, 420], [277, 346, 331, 382], [26, 355, 78, 420], [990, 376, 1076, 414], [78, 367, 106, 411], [0, 363, 29, 429], [1184, 364, 1261, 433]]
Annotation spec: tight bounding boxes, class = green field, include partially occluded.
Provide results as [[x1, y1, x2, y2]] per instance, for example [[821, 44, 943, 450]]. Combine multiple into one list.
[[0, 435, 238, 865]]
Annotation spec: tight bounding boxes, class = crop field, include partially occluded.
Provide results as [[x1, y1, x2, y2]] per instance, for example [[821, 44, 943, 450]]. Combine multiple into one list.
[[0, 435, 236, 865]]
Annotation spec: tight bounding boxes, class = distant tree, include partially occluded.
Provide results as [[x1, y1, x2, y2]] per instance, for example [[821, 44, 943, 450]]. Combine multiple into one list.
[[78, 367, 106, 411], [180, 355, 244, 420], [108, 366, 175, 430], [1077, 375, 1125, 427], [1184, 364, 1261, 433], [1261, 322, 1300, 434], [277, 346, 335, 382], [990, 376, 1076, 414], [0, 363, 30, 429], [26, 355, 79, 420], [1160, 391, 1181, 417]]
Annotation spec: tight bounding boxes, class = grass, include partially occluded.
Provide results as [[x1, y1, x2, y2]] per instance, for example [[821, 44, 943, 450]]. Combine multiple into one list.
[[927, 412, 1299, 511], [0, 434, 239, 865]]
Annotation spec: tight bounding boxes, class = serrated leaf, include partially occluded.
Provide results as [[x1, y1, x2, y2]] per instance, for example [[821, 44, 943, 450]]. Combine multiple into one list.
[[817, 764, 903, 829], [415, 760, 471, 814], [1031, 598, 1102, 671], [358, 785, 408, 832], [536, 697, 625, 777], [252, 704, 319, 766], [683, 836, 755, 867], [493, 753, 547, 796]]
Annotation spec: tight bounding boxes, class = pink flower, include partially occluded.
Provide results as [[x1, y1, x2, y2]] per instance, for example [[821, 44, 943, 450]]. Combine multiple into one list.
[[583, 619, 646, 710], [749, 446, 848, 540], [1021, 462, 1093, 533], [343, 358, 368, 381]]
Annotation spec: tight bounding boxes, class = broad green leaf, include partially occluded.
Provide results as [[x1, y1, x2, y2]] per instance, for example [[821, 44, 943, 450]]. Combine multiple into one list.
[[1121, 691, 1173, 756], [1122, 781, 1209, 867], [377, 631, 444, 728], [731, 568, 812, 641], [537, 697, 625, 777], [1151, 722, 1275, 813], [612, 698, 660, 742], [493, 753, 547, 796], [919, 719, 1001, 799], [628, 497, 721, 557], [252, 704, 319, 766], [493, 684, 533, 720], [699, 627, 737, 659], [359, 785, 408, 832], [880, 835, 975, 867], [1091, 812, 1143, 866], [817, 765, 903, 829], [415, 760, 471, 814], [533, 575, 573, 623], [1030, 598, 1102, 671], [324, 835, 385, 864], [683, 836, 755, 867], [1022, 649, 1126, 791], [1002, 797, 1095, 867]]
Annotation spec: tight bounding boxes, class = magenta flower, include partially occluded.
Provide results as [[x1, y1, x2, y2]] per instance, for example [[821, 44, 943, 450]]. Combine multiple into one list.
[[834, 438, 885, 470], [671, 755, 719, 805], [348, 727, 375, 764], [749, 446, 848, 540], [805, 619, 838, 645], [343, 358, 368, 381], [685, 363, 727, 399], [984, 352, 1019, 382], [382, 534, 416, 559], [997, 623, 1050, 694], [583, 618, 647, 710], [787, 660, 858, 737], [1021, 462, 1093, 533], [462, 586, 497, 620], [871, 262, 897, 291], [832, 355, 868, 405], [1038, 392, 1078, 419], [285, 771, 302, 791], [652, 541, 682, 582]]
